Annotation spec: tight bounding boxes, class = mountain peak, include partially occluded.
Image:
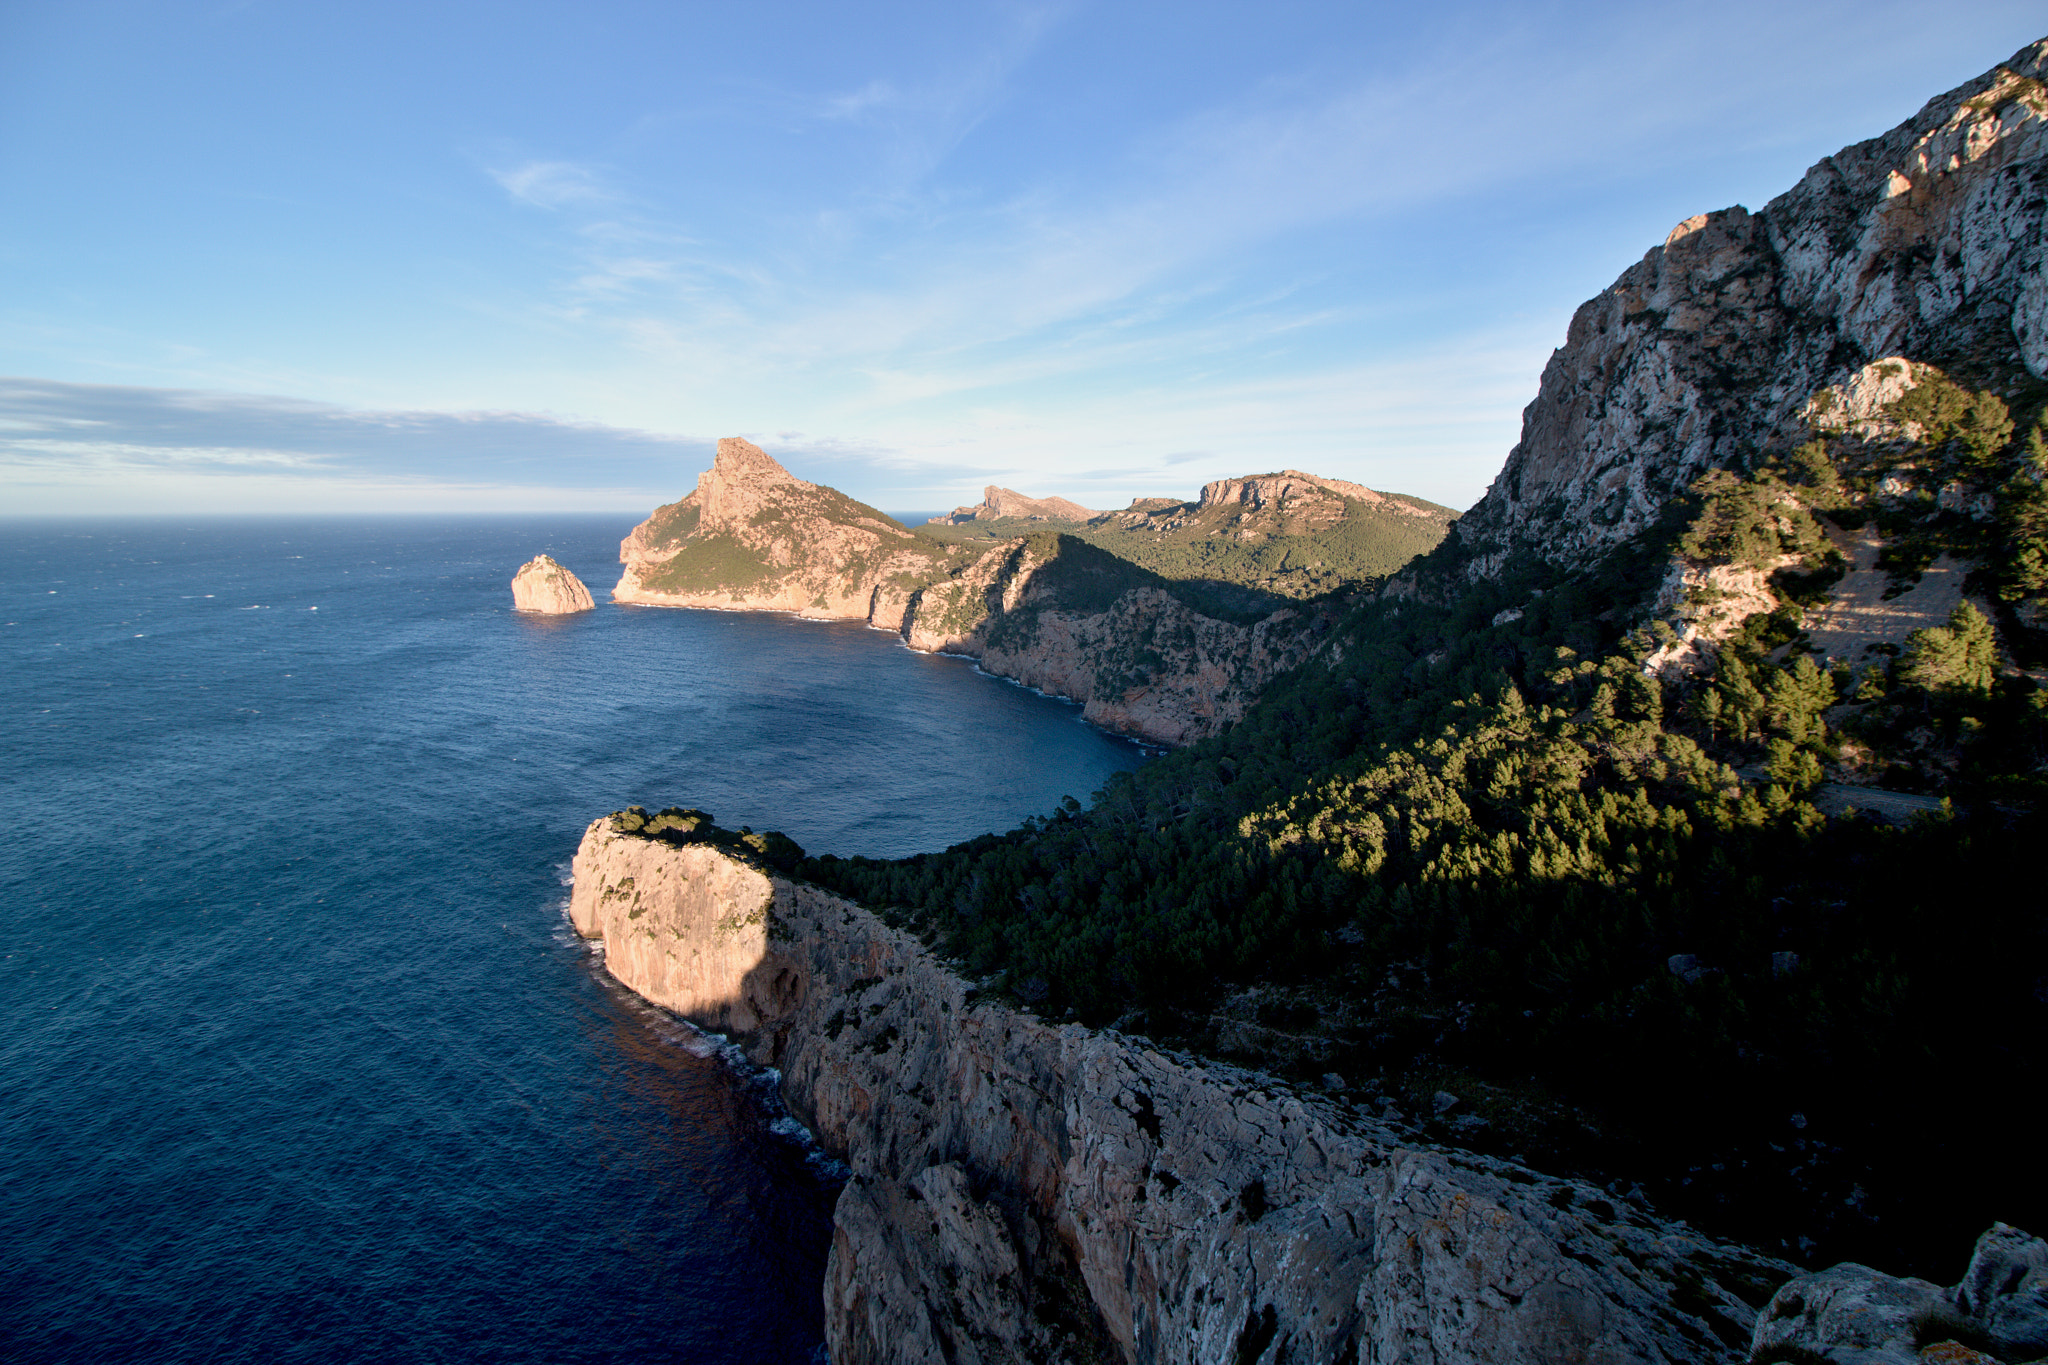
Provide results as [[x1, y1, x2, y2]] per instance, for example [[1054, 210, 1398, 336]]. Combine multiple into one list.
[[695, 437, 812, 526], [1453, 36, 2048, 576], [709, 436, 801, 486]]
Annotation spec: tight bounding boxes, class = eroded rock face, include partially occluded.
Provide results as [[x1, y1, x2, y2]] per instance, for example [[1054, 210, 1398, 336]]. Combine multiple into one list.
[[569, 823, 1793, 1365], [978, 586, 1317, 746], [1456, 41, 2048, 577], [613, 437, 949, 620], [1753, 1223, 2048, 1365], [904, 539, 1325, 745], [567, 828, 793, 1035], [510, 555, 595, 614]]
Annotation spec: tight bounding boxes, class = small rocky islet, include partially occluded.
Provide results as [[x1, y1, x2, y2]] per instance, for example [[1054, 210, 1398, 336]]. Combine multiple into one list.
[[509, 553, 595, 614]]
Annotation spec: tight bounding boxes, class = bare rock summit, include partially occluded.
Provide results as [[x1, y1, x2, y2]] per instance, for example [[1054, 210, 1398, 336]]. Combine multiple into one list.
[[1455, 38, 2048, 577], [510, 554, 595, 614], [613, 436, 947, 619], [930, 486, 1102, 525]]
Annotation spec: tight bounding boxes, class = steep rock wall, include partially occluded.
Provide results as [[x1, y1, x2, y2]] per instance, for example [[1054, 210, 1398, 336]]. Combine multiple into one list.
[[567, 833, 793, 1034], [904, 540, 1323, 746], [1456, 41, 2048, 576], [569, 820, 1792, 1365]]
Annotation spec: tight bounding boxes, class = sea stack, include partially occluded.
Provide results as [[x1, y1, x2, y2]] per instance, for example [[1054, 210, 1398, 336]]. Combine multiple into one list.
[[510, 555, 595, 614]]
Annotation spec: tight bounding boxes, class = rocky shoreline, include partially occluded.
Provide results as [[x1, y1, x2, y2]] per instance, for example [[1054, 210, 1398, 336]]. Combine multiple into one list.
[[570, 817, 1805, 1364]]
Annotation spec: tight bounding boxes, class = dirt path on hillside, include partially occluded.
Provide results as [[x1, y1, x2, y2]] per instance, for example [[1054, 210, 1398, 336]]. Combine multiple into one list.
[[1803, 522, 1968, 663]]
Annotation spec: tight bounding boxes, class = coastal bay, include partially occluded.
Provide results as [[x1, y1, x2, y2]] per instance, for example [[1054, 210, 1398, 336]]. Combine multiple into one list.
[[0, 515, 1145, 1364]]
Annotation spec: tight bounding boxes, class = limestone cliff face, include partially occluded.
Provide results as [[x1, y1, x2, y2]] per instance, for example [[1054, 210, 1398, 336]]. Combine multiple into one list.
[[567, 833, 790, 1034], [612, 437, 952, 620], [569, 821, 1792, 1365], [1456, 41, 2048, 576], [903, 537, 1325, 746], [510, 554, 595, 614], [933, 486, 1102, 525]]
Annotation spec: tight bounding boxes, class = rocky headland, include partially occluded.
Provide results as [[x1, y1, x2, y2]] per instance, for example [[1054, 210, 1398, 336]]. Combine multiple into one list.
[[612, 436, 952, 623], [569, 816, 1795, 1365], [610, 442, 1377, 745], [510, 554, 595, 614]]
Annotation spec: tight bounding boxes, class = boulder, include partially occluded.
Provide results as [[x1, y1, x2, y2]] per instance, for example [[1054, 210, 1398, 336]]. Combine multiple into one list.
[[510, 554, 595, 614], [1752, 1223, 2048, 1364]]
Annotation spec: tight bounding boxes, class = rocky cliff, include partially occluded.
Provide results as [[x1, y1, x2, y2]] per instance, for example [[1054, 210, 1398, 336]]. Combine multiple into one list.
[[933, 486, 1103, 525], [902, 534, 1327, 745], [570, 818, 1795, 1365], [613, 437, 957, 621], [612, 442, 1353, 746], [1455, 40, 2048, 578], [510, 554, 595, 614]]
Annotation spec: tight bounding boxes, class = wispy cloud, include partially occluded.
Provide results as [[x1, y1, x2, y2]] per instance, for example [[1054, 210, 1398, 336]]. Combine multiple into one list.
[[490, 160, 617, 210], [488, 0, 2021, 426], [0, 439, 330, 471], [0, 377, 710, 513]]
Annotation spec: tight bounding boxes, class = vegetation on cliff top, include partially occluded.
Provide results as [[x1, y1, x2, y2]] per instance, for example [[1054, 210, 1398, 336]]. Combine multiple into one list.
[[803, 375, 2048, 1279], [917, 484, 1457, 603], [1083, 489, 1457, 600], [610, 805, 806, 873]]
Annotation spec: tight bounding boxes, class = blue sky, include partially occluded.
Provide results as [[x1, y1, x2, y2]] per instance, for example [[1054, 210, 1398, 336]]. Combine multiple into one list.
[[3, 1, 2043, 516]]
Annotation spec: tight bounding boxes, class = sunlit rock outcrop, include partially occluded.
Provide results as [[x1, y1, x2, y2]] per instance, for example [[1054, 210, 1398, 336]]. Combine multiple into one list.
[[1456, 41, 2048, 578], [509, 554, 595, 614]]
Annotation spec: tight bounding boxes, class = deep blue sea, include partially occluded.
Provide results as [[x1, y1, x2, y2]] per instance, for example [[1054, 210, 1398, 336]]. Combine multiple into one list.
[[0, 516, 1145, 1364]]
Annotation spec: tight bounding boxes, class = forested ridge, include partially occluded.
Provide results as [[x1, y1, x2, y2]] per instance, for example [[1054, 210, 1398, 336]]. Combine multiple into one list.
[[804, 375, 2048, 1277]]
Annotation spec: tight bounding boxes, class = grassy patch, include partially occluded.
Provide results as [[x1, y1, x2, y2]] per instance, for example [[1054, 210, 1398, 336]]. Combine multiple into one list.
[[636, 532, 777, 595]]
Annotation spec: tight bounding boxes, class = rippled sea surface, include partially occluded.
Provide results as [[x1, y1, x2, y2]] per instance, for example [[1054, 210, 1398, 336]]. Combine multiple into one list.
[[0, 517, 1145, 1364]]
